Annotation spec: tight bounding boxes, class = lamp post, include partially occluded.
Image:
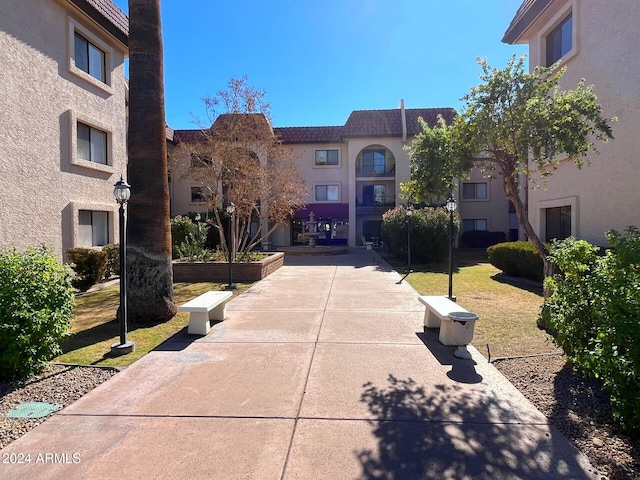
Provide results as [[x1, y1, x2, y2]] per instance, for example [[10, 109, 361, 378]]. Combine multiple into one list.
[[225, 202, 236, 290], [111, 176, 135, 356], [446, 195, 457, 301], [406, 205, 413, 272]]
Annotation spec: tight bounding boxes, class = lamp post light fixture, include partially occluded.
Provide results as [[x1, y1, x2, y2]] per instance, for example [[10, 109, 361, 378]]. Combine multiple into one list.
[[111, 176, 135, 356], [406, 205, 413, 273], [225, 202, 236, 291], [446, 194, 457, 301]]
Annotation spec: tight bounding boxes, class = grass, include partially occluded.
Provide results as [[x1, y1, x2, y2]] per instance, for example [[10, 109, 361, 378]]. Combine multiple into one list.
[[393, 249, 559, 360], [55, 282, 252, 368]]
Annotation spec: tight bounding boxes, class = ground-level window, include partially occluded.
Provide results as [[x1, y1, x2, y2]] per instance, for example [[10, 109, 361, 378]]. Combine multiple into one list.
[[315, 150, 339, 166], [546, 13, 572, 66], [463, 219, 487, 232], [79, 210, 108, 247], [77, 121, 107, 164], [462, 182, 487, 200], [315, 184, 339, 202], [191, 187, 208, 203], [545, 205, 571, 241]]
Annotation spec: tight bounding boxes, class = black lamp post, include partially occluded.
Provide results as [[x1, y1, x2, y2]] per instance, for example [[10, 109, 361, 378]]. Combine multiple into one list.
[[406, 205, 413, 272], [111, 176, 135, 356], [446, 195, 457, 301], [225, 202, 236, 290]]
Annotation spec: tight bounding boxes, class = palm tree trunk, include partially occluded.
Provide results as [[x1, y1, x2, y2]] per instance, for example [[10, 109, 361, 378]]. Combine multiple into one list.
[[126, 0, 177, 323]]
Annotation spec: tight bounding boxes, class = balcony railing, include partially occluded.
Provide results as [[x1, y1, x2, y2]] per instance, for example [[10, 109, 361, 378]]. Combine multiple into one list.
[[356, 164, 396, 177], [356, 195, 396, 208]]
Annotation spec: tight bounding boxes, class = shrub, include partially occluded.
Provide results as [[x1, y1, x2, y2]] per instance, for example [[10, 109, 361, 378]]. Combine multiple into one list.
[[0, 246, 75, 380], [544, 228, 640, 434], [487, 241, 544, 282], [66, 247, 107, 291], [170, 215, 211, 261], [102, 243, 119, 279], [382, 206, 459, 264]]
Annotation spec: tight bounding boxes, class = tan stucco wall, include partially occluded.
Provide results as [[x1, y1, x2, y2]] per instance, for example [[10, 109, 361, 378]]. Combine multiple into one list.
[[0, 0, 127, 260], [516, 0, 640, 246], [458, 169, 511, 236]]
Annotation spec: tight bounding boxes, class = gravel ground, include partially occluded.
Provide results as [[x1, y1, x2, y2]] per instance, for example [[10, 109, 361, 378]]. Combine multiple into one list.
[[0, 364, 118, 450], [494, 354, 640, 480], [1, 357, 638, 479]]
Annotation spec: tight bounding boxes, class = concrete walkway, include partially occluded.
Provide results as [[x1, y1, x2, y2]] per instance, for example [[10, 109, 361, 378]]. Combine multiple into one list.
[[1, 249, 600, 479]]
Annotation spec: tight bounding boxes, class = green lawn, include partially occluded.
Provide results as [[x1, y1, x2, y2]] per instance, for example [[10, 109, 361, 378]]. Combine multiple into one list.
[[396, 249, 559, 359], [55, 282, 252, 368]]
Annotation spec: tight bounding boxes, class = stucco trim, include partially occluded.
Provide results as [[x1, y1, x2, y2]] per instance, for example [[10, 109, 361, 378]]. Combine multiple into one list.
[[68, 109, 116, 174], [67, 16, 115, 96], [537, 195, 579, 241]]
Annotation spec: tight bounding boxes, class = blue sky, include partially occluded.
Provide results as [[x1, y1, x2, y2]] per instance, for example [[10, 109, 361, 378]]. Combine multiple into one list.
[[112, 1, 527, 130]]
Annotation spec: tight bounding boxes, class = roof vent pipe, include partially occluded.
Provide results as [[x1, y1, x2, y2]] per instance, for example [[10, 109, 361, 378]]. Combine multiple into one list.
[[399, 99, 407, 143]]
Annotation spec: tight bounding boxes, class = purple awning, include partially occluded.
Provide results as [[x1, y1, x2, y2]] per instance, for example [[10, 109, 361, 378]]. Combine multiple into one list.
[[295, 203, 349, 219]]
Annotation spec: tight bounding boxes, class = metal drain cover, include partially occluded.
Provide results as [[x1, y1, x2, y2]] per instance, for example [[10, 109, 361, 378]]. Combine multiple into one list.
[[7, 402, 62, 418]]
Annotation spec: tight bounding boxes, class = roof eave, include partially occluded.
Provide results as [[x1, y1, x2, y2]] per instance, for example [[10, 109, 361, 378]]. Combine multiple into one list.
[[67, 0, 128, 49], [502, 0, 553, 44]]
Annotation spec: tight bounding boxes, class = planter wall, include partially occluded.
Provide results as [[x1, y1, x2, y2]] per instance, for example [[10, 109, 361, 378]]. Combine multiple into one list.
[[172, 252, 284, 283]]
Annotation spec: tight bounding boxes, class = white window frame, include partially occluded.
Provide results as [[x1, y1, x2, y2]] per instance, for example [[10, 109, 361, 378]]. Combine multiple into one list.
[[68, 17, 114, 95], [69, 110, 115, 174], [314, 184, 341, 203], [69, 202, 115, 249]]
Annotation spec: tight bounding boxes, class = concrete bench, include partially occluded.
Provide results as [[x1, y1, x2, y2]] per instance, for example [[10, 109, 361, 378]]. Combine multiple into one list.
[[179, 291, 233, 335], [418, 295, 472, 346]]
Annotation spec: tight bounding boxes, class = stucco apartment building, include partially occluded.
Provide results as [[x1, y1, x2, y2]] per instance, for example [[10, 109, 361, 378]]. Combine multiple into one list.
[[171, 104, 514, 248], [503, 0, 640, 246], [0, 0, 128, 260]]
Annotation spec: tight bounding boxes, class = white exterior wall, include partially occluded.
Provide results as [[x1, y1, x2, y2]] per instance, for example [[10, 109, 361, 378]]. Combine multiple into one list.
[[0, 0, 128, 260], [516, 0, 640, 246]]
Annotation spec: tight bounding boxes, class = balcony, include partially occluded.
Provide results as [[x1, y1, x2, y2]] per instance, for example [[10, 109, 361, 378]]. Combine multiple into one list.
[[356, 163, 396, 178], [356, 195, 396, 212]]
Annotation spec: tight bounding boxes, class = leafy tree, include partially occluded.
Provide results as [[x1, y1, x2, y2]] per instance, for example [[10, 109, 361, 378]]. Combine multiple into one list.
[[172, 76, 307, 259], [457, 56, 613, 281], [402, 114, 473, 204], [126, 0, 177, 322], [407, 55, 614, 284]]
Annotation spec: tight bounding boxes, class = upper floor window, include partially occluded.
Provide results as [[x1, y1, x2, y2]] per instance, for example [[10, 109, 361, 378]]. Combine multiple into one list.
[[191, 154, 213, 168], [191, 186, 209, 203], [546, 14, 572, 66], [74, 32, 106, 83], [315, 184, 340, 202], [362, 150, 386, 174], [77, 122, 107, 164], [315, 150, 339, 166], [79, 210, 109, 247], [462, 182, 487, 200]]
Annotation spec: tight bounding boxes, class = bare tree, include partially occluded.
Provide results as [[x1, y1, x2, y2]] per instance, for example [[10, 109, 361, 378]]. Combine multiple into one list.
[[172, 77, 307, 258]]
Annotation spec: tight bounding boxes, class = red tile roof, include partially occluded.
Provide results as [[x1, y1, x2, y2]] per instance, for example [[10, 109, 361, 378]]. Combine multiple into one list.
[[68, 0, 128, 46], [173, 107, 456, 145], [502, 0, 552, 44], [274, 126, 343, 144]]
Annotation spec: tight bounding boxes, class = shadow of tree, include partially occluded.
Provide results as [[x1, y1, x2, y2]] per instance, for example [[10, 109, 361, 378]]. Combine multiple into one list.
[[355, 374, 600, 479]]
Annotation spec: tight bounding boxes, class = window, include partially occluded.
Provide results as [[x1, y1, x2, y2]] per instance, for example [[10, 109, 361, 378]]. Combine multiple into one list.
[[362, 150, 386, 174], [462, 182, 488, 200], [315, 184, 339, 202], [77, 122, 107, 164], [191, 187, 209, 203], [463, 219, 487, 232], [74, 32, 106, 83], [191, 154, 213, 168], [545, 206, 571, 241], [78, 210, 109, 247], [546, 14, 572, 66], [315, 150, 339, 166]]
